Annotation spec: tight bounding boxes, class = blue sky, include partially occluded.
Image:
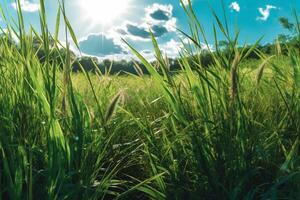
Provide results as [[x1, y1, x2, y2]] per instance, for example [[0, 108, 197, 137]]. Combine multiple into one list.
[[0, 0, 299, 60]]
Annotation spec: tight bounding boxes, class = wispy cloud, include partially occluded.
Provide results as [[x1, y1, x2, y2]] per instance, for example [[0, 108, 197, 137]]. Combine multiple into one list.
[[257, 5, 277, 21], [11, 0, 39, 12], [229, 2, 240, 12]]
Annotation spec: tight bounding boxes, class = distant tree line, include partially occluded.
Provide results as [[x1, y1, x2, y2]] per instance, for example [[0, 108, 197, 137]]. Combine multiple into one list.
[[68, 15, 300, 75], [1, 16, 299, 75]]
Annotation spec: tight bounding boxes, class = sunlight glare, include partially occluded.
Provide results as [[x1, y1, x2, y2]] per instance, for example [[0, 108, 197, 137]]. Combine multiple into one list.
[[78, 0, 131, 26]]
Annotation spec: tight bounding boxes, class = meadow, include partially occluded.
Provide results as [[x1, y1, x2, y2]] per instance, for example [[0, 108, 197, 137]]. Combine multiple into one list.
[[0, 0, 300, 199]]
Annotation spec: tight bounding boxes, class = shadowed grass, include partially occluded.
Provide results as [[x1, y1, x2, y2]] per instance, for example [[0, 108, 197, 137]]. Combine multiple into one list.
[[0, 0, 300, 199]]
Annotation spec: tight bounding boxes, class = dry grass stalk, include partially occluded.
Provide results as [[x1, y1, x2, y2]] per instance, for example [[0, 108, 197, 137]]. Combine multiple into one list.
[[230, 51, 241, 100]]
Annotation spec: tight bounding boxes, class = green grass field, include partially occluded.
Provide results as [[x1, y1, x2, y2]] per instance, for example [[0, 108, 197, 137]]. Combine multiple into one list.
[[1, 0, 300, 199]]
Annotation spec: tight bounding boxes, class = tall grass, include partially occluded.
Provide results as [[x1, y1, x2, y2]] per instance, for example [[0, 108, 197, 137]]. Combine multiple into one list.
[[0, 0, 300, 199]]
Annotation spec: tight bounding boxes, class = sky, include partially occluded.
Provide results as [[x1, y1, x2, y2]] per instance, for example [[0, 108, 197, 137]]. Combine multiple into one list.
[[0, 0, 299, 60]]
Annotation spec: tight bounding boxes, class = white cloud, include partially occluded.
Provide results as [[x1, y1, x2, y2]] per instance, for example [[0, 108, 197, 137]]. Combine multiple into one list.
[[145, 3, 173, 23], [1, 28, 7, 35], [200, 42, 213, 51], [160, 39, 182, 58], [144, 3, 177, 32], [136, 40, 182, 61], [11, 0, 39, 12], [229, 2, 240, 12], [114, 3, 177, 41], [165, 17, 177, 32], [140, 50, 155, 61], [0, 28, 19, 42], [160, 38, 213, 58], [256, 5, 277, 21]]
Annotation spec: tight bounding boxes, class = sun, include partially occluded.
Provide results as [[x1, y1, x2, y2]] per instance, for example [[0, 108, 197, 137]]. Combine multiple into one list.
[[78, 0, 131, 26]]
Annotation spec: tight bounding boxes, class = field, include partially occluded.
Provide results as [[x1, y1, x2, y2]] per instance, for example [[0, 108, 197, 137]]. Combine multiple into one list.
[[1, 0, 300, 199]]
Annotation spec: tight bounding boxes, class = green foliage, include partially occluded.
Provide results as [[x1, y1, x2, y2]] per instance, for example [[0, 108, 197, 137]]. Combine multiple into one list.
[[1, 0, 300, 200], [279, 17, 295, 32]]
